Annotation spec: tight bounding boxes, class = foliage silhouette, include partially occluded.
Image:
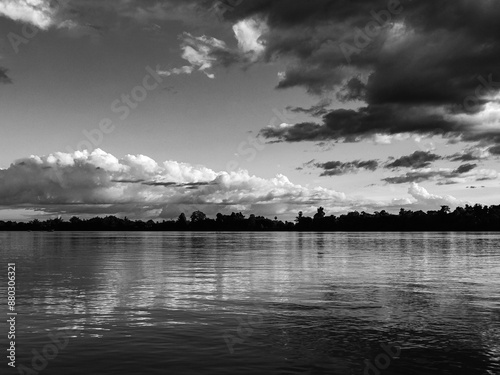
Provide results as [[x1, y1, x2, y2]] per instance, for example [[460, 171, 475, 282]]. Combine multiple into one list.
[[1, 204, 499, 231]]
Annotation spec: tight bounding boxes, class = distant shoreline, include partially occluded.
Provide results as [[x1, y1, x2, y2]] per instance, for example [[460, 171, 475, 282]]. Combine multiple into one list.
[[1, 204, 499, 232]]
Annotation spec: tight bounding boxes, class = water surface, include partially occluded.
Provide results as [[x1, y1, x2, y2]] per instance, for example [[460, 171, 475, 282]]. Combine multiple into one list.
[[1, 232, 499, 374]]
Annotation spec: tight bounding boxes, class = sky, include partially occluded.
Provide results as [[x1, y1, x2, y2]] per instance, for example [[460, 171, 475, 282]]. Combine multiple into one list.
[[0, 0, 499, 221]]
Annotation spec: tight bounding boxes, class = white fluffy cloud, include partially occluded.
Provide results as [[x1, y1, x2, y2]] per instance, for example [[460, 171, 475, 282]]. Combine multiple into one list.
[[0, 149, 347, 218], [158, 33, 229, 79], [407, 182, 460, 207], [0, 149, 465, 219], [159, 17, 268, 79], [232, 17, 267, 61], [0, 0, 56, 29], [388, 184, 464, 212]]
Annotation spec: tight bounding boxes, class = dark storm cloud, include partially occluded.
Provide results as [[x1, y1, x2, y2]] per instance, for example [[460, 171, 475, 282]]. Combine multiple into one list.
[[260, 104, 462, 143], [386, 151, 442, 169], [253, 0, 500, 101], [336, 78, 367, 103], [314, 160, 379, 176], [217, 0, 351, 25], [383, 164, 479, 184], [248, 0, 500, 144], [202, 0, 409, 93]]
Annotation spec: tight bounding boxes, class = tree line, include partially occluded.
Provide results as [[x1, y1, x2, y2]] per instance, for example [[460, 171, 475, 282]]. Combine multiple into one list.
[[0, 204, 499, 231]]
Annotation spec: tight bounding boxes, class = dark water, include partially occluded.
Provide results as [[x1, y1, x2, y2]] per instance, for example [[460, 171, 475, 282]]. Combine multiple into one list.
[[1, 232, 499, 375]]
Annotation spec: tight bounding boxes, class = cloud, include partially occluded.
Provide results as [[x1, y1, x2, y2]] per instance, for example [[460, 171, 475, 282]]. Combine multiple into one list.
[[336, 77, 367, 103], [244, 0, 500, 146], [160, 16, 270, 79], [448, 147, 492, 162], [0, 149, 351, 218], [0, 0, 212, 36], [259, 104, 464, 143], [158, 32, 231, 79], [157, 65, 194, 77], [0, 149, 471, 219], [0, 0, 56, 29], [0, 0, 122, 34], [383, 163, 498, 185], [313, 160, 379, 176], [383, 168, 462, 185], [232, 17, 267, 61], [303, 151, 498, 180], [453, 163, 477, 175], [287, 98, 332, 117], [405, 182, 461, 209], [361, 182, 465, 213], [385, 151, 442, 169]]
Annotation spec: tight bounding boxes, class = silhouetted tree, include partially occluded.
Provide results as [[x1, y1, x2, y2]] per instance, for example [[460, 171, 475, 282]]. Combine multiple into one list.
[[440, 205, 451, 214], [190, 211, 206, 223], [176, 213, 188, 230], [314, 207, 325, 220]]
